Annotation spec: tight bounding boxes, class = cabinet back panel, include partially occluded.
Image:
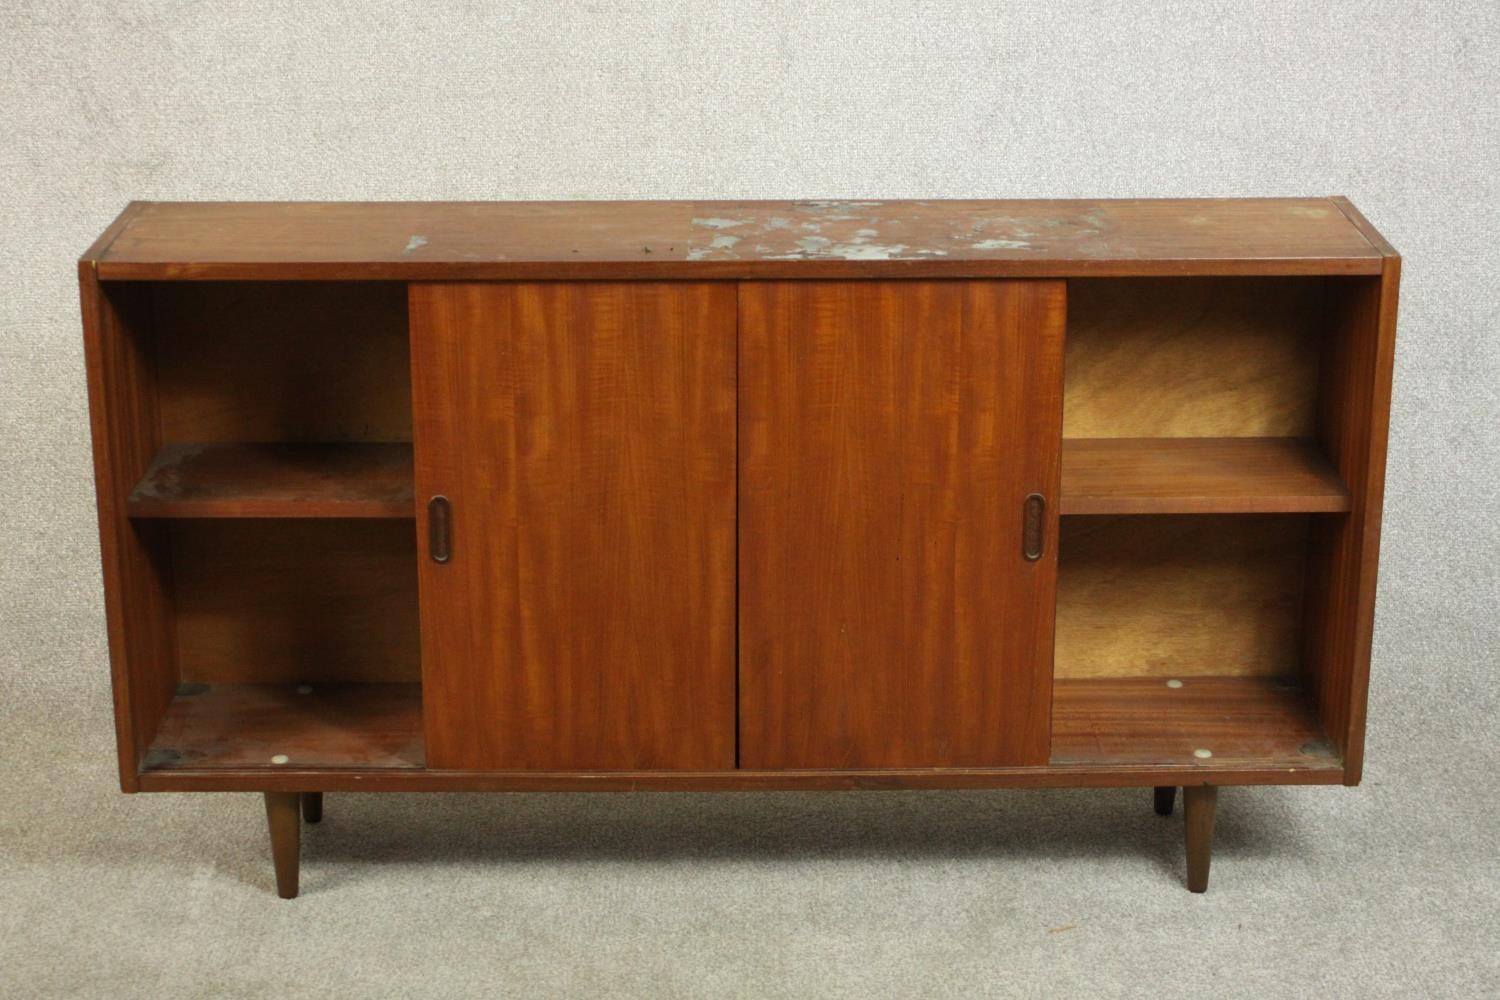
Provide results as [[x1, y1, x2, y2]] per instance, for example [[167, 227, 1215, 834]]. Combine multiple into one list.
[[151, 282, 411, 442], [1064, 278, 1322, 438], [171, 520, 419, 684], [1055, 515, 1310, 678]]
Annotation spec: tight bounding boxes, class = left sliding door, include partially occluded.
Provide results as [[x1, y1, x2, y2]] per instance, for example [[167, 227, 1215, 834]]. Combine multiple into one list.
[[410, 282, 737, 770]]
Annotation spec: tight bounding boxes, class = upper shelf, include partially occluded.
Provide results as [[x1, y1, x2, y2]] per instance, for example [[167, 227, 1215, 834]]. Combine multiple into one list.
[[82, 198, 1389, 281], [1060, 437, 1351, 515], [129, 442, 414, 519]]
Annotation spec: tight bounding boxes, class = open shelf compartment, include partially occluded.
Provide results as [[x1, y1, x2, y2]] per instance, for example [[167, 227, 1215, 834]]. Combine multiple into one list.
[[1060, 276, 1356, 518], [1049, 512, 1342, 774], [145, 683, 423, 771]]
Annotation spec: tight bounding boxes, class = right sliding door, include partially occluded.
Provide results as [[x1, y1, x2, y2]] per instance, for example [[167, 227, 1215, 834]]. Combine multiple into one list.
[[738, 280, 1065, 769]]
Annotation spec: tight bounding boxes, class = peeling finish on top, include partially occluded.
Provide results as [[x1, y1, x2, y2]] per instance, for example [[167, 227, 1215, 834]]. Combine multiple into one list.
[[687, 233, 743, 261], [691, 217, 748, 230], [96, 199, 1386, 278], [680, 202, 1118, 262]]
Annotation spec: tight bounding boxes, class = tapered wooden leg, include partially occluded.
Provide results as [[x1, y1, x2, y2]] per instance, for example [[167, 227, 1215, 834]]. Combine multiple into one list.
[[264, 792, 301, 899], [1153, 786, 1176, 816], [1183, 785, 1217, 893], [301, 792, 323, 824]]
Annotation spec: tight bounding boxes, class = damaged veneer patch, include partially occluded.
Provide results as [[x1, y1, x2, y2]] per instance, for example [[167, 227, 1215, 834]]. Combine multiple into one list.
[[680, 201, 1099, 261], [686, 201, 948, 261]]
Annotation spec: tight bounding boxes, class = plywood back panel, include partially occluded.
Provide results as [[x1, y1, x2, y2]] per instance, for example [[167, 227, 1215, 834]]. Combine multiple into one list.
[[152, 281, 411, 442], [1064, 278, 1323, 437], [172, 520, 419, 684], [1055, 515, 1310, 678]]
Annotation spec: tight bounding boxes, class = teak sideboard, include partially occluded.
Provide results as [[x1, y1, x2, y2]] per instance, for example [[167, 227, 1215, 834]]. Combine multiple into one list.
[[79, 199, 1399, 897]]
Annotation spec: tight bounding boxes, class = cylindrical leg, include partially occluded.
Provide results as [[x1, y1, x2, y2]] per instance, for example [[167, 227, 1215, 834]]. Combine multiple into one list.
[[264, 792, 301, 899], [1183, 785, 1218, 893], [1153, 786, 1176, 816], [301, 792, 323, 824]]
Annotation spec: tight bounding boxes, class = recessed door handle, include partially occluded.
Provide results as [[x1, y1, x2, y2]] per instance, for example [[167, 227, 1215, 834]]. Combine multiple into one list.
[[429, 495, 451, 563], [1022, 493, 1045, 561]]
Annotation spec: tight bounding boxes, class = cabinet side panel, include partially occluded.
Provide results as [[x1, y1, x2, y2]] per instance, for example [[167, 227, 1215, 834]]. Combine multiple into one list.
[[79, 267, 178, 790], [739, 280, 1064, 769], [1304, 267, 1399, 784], [410, 282, 737, 770]]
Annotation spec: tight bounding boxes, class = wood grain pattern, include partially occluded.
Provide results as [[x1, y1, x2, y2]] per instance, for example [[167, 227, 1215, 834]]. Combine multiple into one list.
[[410, 282, 736, 771], [171, 520, 419, 684], [152, 281, 411, 442], [128, 442, 414, 518], [87, 199, 1383, 280], [1064, 278, 1323, 438], [79, 268, 178, 791], [739, 280, 1065, 768], [147, 684, 423, 770], [1060, 437, 1350, 515], [1050, 677, 1334, 769], [1054, 515, 1310, 679], [1303, 267, 1400, 785]]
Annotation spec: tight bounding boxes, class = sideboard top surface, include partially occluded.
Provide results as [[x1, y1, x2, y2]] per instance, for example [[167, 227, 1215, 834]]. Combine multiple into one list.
[[84, 197, 1392, 280]]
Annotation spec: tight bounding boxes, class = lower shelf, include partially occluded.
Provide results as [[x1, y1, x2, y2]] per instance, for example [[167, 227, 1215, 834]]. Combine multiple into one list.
[[1050, 676, 1336, 769], [138, 677, 1339, 787], [145, 683, 424, 771]]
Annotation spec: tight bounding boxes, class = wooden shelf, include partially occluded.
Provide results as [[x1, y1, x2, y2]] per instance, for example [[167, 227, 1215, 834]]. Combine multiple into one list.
[[140, 677, 1333, 778], [128, 442, 414, 519], [144, 683, 424, 771], [1051, 676, 1338, 770], [1060, 437, 1350, 515]]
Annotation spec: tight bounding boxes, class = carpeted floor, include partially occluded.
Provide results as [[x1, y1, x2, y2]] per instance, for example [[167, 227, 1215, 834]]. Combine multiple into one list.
[[2, 674, 1497, 998]]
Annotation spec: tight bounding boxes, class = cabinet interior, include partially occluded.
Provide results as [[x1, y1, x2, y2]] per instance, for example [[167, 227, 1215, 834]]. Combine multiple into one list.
[[1052, 276, 1360, 772], [109, 282, 425, 772]]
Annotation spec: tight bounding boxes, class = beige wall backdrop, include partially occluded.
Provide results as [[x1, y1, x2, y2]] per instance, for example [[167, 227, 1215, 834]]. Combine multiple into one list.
[[2, 3, 1498, 997]]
